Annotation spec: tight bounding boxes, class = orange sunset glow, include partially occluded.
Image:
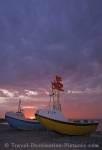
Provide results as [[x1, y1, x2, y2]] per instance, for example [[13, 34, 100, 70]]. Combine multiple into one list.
[[23, 108, 36, 119]]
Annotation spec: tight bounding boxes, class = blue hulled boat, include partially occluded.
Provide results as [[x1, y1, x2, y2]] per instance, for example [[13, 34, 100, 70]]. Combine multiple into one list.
[[5, 100, 45, 130]]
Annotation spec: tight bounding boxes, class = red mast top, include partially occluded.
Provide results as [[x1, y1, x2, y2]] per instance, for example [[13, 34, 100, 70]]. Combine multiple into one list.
[[52, 75, 64, 91]]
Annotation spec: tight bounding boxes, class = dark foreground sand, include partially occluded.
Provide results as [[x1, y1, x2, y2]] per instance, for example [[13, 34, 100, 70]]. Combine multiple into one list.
[[0, 124, 102, 150]]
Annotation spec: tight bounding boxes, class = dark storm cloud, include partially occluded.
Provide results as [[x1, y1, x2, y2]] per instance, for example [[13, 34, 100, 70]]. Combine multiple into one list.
[[0, 0, 102, 89]]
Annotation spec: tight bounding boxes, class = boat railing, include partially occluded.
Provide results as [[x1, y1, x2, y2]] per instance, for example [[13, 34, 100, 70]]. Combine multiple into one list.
[[68, 119, 98, 124]]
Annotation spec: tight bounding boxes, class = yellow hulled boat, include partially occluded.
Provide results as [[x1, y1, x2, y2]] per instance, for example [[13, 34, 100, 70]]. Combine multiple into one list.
[[35, 76, 99, 135]]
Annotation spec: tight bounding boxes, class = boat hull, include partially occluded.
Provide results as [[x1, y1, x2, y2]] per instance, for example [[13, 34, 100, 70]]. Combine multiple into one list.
[[5, 115, 45, 130], [36, 114, 98, 135]]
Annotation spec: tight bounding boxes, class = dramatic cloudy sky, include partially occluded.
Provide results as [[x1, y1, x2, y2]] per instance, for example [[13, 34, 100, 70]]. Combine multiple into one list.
[[0, 0, 102, 119]]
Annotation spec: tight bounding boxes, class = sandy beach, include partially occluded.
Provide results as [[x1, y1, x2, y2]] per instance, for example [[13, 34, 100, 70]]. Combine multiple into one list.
[[0, 123, 102, 150]]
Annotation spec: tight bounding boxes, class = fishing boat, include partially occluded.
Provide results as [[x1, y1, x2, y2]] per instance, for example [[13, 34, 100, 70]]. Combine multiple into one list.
[[5, 100, 44, 130], [35, 76, 99, 135]]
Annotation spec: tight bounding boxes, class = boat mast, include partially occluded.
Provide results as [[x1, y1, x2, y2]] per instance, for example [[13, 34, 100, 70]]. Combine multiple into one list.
[[56, 89, 61, 111], [51, 76, 64, 112], [18, 99, 22, 112]]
